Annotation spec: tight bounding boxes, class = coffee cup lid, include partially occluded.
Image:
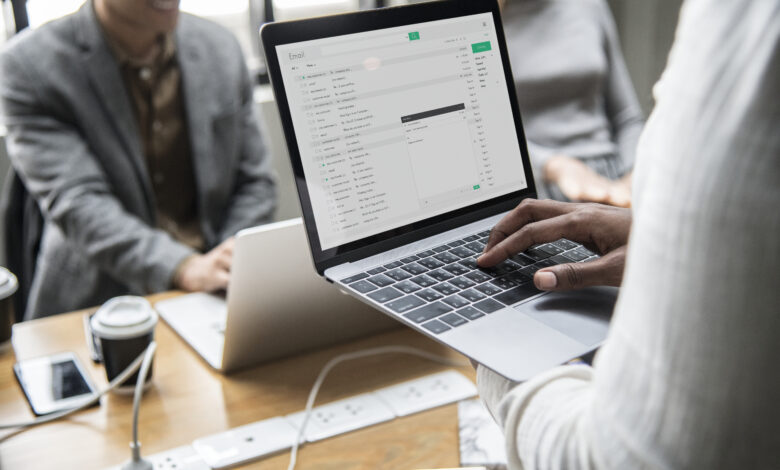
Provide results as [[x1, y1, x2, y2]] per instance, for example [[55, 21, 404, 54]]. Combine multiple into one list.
[[90, 296, 158, 340], [0, 267, 18, 299]]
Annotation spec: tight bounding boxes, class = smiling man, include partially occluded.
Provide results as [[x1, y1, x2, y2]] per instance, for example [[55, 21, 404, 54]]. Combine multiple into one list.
[[0, 0, 277, 319]]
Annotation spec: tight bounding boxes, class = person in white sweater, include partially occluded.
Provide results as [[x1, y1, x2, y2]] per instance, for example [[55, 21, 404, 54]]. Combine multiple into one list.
[[475, 0, 780, 468]]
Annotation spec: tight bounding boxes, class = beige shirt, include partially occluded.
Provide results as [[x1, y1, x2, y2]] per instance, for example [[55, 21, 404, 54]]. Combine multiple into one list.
[[108, 33, 205, 251], [477, 0, 780, 468]]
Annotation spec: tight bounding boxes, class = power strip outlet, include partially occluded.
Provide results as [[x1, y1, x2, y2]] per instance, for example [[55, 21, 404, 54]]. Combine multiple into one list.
[[374, 370, 477, 417], [105, 445, 209, 470], [192, 417, 299, 469], [285, 392, 395, 442]]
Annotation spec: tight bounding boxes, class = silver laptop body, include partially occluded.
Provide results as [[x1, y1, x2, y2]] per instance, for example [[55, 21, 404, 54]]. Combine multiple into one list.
[[157, 218, 396, 372], [261, 0, 616, 382]]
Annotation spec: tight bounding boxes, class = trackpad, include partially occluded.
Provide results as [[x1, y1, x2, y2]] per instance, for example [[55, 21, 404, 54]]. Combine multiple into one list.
[[515, 287, 618, 347]]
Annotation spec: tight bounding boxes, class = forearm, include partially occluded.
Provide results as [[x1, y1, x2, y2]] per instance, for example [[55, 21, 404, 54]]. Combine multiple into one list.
[[477, 364, 599, 470]]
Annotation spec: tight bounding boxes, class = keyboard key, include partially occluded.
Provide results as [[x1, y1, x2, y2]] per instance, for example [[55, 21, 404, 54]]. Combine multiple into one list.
[[367, 274, 395, 287], [418, 257, 445, 269], [494, 260, 520, 275], [404, 302, 452, 323], [475, 283, 502, 296], [416, 249, 436, 258], [535, 259, 557, 269], [401, 263, 428, 275], [443, 264, 470, 276], [433, 245, 450, 253], [349, 280, 378, 294], [449, 246, 474, 258], [562, 249, 589, 262], [548, 254, 573, 265], [387, 295, 426, 314], [510, 253, 535, 266], [505, 271, 532, 284], [524, 247, 552, 261], [551, 238, 578, 250], [383, 260, 403, 269], [477, 230, 490, 237], [367, 267, 386, 275], [433, 252, 460, 264], [385, 268, 412, 281], [433, 283, 459, 296], [494, 284, 542, 306], [341, 273, 368, 284], [538, 244, 564, 256], [395, 280, 422, 294], [421, 319, 451, 334], [440, 313, 468, 327], [463, 234, 480, 242], [449, 276, 476, 289], [474, 298, 504, 314], [367, 286, 403, 303], [465, 241, 485, 253], [479, 237, 490, 244], [457, 306, 484, 320], [400, 255, 419, 263], [416, 289, 444, 302], [458, 257, 478, 270], [428, 269, 454, 282], [442, 295, 469, 309], [459, 289, 486, 302], [490, 276, 519, 290], [447, 240, 466, 247], [411, 275, 437, 287], [465, 271, 492, 283]]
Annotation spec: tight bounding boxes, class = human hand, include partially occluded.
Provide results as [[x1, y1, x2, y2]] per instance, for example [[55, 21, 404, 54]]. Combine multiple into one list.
[[545, 156, 631, 207], [477, 199, 631, 290], [173, 237, 235, 292]]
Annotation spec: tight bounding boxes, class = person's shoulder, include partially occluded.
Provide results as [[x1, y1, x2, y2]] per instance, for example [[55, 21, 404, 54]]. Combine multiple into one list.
[[2, 13, 79, 65], [177, 13, 242, 56]]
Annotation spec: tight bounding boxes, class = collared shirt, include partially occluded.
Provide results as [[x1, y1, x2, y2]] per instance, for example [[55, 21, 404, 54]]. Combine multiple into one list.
[[107, 33, 204, 251]]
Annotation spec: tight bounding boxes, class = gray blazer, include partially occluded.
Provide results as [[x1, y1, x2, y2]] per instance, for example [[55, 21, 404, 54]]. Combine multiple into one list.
[[0, 4, 276, 319]]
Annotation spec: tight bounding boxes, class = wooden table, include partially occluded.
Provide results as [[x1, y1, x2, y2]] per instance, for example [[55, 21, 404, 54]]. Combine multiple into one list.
[[0, 292, 476, 469]]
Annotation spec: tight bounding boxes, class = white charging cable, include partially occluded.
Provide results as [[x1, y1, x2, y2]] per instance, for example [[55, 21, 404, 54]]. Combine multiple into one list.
[[286, 345, 469, 470], [0, 342, 157, 430]]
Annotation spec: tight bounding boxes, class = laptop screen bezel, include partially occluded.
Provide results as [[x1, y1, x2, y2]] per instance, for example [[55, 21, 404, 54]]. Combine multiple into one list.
[[262, 0, 536, 275]]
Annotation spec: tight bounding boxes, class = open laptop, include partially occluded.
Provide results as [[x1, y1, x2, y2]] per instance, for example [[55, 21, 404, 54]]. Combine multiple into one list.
[[261, 0, 617, 382], [156, 218, 396, 372]]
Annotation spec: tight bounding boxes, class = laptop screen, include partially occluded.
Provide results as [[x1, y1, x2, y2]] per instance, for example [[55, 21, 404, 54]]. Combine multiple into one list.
[[276, 12, 528, 251]]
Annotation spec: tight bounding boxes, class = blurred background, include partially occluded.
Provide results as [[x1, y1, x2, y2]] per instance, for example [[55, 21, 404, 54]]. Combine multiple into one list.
[[0, 0, 683, 265]]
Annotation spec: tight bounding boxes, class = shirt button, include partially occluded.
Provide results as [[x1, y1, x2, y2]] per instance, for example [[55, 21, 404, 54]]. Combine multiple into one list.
[[139, 67, 152, 80], [153, 120, 163, 132], [153, 172, 164, 185]]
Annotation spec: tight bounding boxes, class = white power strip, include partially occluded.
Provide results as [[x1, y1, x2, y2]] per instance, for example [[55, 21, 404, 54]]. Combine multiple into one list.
[[192, 370, 476, 469], [106, 445, 209, 470]]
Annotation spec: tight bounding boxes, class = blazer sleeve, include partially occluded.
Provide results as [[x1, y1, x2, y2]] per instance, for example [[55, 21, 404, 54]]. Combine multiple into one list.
[[216, 53, 277, 240], [0, 49, 194, 294]]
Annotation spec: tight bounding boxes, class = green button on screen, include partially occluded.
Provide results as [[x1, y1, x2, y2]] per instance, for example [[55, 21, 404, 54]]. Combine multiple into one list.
[[471, 41, 492, 53], [409, 32, 420, 41], [473, 184, 481, 190]]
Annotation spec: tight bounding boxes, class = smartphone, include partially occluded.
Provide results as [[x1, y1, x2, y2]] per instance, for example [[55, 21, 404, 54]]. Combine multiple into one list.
[[13, 352, 98, 416]]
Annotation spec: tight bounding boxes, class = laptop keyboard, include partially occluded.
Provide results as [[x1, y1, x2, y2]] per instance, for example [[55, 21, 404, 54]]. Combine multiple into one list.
[[341, 231, 597, 334]]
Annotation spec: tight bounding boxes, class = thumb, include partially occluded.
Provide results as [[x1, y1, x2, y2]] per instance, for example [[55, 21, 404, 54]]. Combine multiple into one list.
[[533, 248, 625, 291]]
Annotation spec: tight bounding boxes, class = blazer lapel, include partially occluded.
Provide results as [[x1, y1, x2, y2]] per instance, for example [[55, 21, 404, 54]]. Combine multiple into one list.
[[73, 3, 154, 213], [177, 24, 218, 243]]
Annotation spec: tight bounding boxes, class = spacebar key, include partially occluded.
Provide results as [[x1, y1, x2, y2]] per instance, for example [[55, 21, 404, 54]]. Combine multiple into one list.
[[403, 301, 452, 324], [494, 284, 541, 305]]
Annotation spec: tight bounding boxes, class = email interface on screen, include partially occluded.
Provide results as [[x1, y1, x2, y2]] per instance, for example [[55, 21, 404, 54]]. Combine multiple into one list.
[[277, 13, 527, 250]]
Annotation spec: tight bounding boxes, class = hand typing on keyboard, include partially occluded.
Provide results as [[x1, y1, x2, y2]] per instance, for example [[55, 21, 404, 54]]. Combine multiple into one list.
[[478, 199, 631, 291]]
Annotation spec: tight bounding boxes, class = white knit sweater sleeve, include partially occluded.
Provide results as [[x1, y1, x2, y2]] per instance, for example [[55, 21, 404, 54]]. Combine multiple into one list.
[[477, 1, 780, 469]]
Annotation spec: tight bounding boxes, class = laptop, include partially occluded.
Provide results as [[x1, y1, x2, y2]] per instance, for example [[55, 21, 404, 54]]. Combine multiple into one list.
[[156, 218, 396, 372], [261, 0, 617, 382]]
